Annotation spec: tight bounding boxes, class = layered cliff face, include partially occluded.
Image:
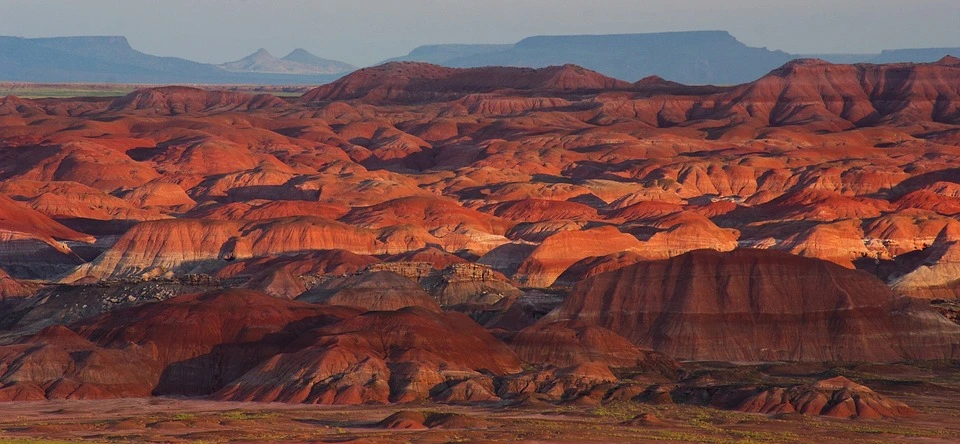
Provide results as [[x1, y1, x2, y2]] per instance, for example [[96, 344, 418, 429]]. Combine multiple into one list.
[[546, 249, 960, 362]]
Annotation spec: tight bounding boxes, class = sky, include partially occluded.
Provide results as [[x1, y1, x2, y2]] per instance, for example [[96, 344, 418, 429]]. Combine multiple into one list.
[[1, 0, 958, 67]]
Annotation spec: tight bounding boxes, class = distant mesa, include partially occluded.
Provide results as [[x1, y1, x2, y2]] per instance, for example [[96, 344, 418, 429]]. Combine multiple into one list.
[[0, 36, 347, 84], [383, 31, 794, 85], [386, 33, 960, 85]]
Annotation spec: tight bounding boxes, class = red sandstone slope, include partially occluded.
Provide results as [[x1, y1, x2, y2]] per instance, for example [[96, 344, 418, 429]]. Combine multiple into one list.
[[0, 194, 93, 243], [0, 289, 523, 402], [508, 320, 678, 371], [302, 62, 632, 103], [108, 86, 288, 115], [1, 58, 959, 297], [213, 306, 522, 404], [683, 376, 916, 419], [0, 289, 354, 399], [0, 269, 31, 298], [297, 270, 442, 311], [546, 249, 960, 362], [709, 57, 960, 127], [0, 194, 95, 278]]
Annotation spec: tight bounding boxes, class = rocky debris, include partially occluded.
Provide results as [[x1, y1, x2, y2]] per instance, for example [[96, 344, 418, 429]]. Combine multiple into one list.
[[931, 299, 960, 325], [0, 275, 230, 338], [418, 263, 520, 307], [351, 261, 521, 308]]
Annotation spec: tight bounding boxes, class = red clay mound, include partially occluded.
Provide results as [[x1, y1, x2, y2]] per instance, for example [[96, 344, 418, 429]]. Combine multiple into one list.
[[0, 269, 31, 298], [508, 320, 679, 375], [303, 62, 631, 103], [712, 58, 960, 127], [703, 376, 916, 419], [553, 251, 647, 286], [481, 198, 599, 223], [514, 226, 645, 287], [0, 289, 524, 404], [108, 86, 288, 115], [213, 306, 523, 404], [0, 290, 361, 399], [0, 194, 95, 277], [384, 246, 469, 268], [547, 249, 960, 362], [0, 194, 93, 243], [297, 270, 442, 311]]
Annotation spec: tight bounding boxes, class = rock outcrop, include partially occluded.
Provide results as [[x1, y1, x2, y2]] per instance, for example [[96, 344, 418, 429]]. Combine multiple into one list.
[[297, 271, 441, 311], [681, 376, 916, 419], [0, 290, 523, 403]]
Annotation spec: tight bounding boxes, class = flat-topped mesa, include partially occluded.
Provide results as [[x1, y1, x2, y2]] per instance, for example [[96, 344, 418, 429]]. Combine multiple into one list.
[[108, 86, 288, 115], [546, 249, 960, 362], [302, 62, 631, 103]]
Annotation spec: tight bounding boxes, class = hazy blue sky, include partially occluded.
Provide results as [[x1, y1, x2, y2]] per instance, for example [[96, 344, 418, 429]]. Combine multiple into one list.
[[1, 0, 958, 66]]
